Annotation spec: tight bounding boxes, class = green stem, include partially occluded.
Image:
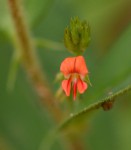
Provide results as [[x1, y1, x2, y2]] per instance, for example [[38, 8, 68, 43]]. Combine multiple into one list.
[[35, 38, 65, 51], [8, 0, 62, 122], [6, 48, 21, 91]]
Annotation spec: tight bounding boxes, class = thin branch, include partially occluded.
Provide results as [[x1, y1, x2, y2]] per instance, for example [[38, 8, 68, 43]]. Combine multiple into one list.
[[35, 38, 65, 51], [6, 49, 21, 91], [8, 0, 62, 122]]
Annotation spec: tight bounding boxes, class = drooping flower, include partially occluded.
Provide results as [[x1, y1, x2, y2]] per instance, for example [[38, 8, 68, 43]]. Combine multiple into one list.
[[60, 56, 88, 100]]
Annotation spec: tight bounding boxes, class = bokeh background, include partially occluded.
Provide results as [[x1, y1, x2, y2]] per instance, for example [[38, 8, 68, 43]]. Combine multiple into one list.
[[0, 0, 131, 150]]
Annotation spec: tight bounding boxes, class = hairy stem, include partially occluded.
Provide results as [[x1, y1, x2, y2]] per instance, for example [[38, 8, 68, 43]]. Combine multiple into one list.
[[8, 0, 62, 122]]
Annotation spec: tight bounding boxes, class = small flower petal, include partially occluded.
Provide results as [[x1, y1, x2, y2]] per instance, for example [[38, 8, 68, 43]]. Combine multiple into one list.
[[77, 78, 88, 93], [60, 57, 76, 76], [62, 79, 71, 96], [75, 56, 88, 76], [73, 82, 77, 100]]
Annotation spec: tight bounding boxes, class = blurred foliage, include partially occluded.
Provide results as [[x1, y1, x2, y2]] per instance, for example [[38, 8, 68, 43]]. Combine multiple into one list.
[[0, 0, 131, 150]]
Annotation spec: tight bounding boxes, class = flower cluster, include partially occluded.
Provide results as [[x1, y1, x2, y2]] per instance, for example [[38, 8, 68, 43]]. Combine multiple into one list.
[[59, 17, 91, 100]]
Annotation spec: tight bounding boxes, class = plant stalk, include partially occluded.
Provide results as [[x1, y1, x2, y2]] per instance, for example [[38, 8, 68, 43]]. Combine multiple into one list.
[[8, 0, 62, 122]]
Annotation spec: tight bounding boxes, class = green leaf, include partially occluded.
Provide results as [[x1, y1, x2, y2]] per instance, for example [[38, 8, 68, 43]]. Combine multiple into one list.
[[58, 85, 131, 133]]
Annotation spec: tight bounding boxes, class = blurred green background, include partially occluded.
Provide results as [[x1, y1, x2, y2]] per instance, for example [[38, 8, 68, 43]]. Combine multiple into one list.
[[0, 0, 131, 150]]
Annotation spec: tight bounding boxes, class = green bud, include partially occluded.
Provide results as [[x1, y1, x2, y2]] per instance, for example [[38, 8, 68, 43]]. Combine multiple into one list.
[[54, 72, 64, 83], [64, 17, 91, 55], [85, 75, 92, 87]]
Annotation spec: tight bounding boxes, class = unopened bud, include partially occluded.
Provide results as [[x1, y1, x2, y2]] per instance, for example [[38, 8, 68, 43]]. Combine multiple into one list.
[[54, 72, 64, 83], [64, 17, 91, 55]]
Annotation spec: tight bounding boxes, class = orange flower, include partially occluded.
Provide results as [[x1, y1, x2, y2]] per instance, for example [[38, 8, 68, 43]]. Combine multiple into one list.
[[60, 56, 88, 100]]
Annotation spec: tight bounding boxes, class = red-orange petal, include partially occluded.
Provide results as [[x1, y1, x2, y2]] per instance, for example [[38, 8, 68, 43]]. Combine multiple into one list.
[[60, 57, 76, 76], [62, 79, 71, 96], [77, 78, 88, 93], [73, 82, 77, 100], [75, 56, 88, 76]]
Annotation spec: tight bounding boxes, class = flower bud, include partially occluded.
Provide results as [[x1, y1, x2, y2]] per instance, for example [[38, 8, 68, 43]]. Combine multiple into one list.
[[54, 72, 64, 83], [85, 75, 92, 87], [64, 17, 91, 55]]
